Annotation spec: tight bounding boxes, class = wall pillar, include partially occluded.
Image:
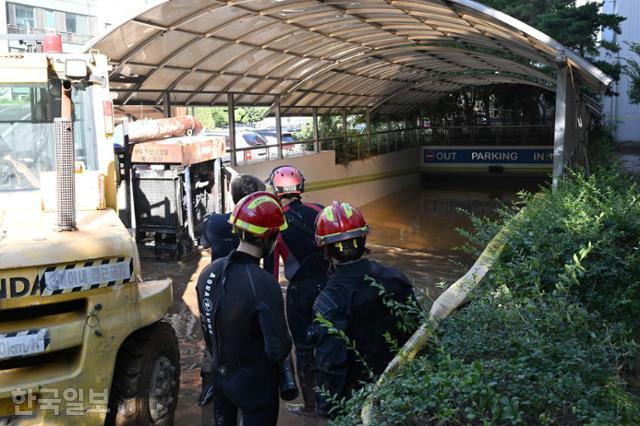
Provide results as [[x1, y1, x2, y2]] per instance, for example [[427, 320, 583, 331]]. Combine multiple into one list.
[[553, 61, 576, 189], [163, 91, 171, 118], [342, 108, 348, 143], [312, 107, 319, 152], [275, 96, 283, 159], [366, 109, 371, 145], [227, 94, 237, 167]]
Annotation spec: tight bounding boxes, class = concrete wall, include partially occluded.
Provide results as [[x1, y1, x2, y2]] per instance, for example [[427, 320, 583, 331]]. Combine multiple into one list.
[[234, 148, 421, 208]]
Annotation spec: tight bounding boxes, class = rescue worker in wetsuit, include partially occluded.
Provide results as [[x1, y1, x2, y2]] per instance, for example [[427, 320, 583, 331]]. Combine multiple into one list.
[[202, 174, 266, 262], [265, 165, 329, 417], [198, 174, 266, 407], [309, 201, 417, 418], [196, 191, 292, 426]]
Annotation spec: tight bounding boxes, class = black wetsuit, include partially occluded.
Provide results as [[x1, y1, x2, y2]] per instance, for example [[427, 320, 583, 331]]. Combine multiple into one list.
[[265, 199, 329, 410], [202, 213, 238, 262], [196, 250, 292, 426], [199, 212, 238, 397], [200, 212, 270, 385], [310, 258, 416, 417]]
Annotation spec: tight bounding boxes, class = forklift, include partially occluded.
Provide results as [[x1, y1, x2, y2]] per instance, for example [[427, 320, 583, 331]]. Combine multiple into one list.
[[0, 35, 180, 425]]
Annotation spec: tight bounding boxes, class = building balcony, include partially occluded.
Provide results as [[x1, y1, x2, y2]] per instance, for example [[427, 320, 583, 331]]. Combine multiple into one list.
[[6, 25, 93, 45]]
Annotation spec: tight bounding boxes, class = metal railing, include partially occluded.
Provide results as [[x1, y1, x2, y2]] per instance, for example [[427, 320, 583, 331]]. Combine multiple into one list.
[[316, 128, 426, 164], [6, 24, 93, 45], [227, 125, 554, 166], [428, 125, 553, 146]]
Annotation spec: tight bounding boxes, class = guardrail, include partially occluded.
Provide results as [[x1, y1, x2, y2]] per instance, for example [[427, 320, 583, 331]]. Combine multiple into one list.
[[228, 125, 553, 166], [229, 128, 426, 165]]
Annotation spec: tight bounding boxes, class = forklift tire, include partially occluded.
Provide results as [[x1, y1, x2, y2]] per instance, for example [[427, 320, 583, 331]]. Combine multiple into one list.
[[106, 321, 180, 426]]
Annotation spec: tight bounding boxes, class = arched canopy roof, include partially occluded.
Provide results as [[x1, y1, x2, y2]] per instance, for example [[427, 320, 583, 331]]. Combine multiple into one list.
[[87, 0, 611, 116]]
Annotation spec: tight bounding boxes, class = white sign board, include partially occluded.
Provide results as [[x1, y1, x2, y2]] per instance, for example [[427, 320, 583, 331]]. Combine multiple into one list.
[[0, 330, 48, 360]]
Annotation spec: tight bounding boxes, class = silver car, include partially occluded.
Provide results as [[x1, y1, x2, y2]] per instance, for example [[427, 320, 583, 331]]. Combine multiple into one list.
[[204, 130, 268, 164]]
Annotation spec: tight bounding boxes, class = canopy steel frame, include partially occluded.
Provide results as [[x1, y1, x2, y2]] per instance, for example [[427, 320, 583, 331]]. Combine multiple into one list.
[[88, 0, 610, 118]]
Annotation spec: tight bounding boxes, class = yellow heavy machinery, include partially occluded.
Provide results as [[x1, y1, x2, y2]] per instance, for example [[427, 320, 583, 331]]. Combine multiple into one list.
[[0, 38, 180, 424]]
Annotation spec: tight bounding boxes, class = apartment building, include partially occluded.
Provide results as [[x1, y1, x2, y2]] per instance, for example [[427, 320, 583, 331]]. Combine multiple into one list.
[[0, 1, 100, 52], [601, 0, 640, 142], [0, 0, 149, 53]]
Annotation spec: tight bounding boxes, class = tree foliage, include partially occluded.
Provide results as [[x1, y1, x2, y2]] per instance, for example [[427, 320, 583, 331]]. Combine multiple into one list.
[[423, 1, 626, 125], [483, 0, 625, 80], [424, 84, 554, 126], [192, 106, 268, 129], [235, 107, 267, 125]]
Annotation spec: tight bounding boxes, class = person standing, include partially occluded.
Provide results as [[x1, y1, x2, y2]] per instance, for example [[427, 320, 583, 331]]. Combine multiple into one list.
[[196, 192, 292, 426], [309, 201, 417, 418], [265, 165, 329, 417], [198, 174, 266, 408], [202, 174, 266, 262]]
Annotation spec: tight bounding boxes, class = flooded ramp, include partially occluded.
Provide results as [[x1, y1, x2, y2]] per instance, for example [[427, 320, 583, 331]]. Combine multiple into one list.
[[360, 175, 546, 294]]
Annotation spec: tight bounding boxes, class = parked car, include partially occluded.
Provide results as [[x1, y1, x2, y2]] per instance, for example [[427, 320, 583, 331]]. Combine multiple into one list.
[[255, 130, 305, 157], [204, 130, 268, 164]]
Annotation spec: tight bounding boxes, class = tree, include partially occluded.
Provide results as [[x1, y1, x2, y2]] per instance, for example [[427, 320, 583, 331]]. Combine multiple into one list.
[[483, 0, 625, 80], [235, 107, 267, 125], [421, 2, 625, 126], [211, 107, 229, 127], [192, 107, 228, 128], [626, 43, 640, 104], [193, 107, 214, 129]]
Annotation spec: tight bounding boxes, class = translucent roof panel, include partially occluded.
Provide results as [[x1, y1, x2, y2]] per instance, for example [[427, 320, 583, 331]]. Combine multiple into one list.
[[88, 0, 611, 113]]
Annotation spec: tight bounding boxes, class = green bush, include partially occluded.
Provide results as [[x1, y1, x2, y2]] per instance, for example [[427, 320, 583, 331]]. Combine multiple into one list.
[[463, 170, 640, 329], [332, 169, 640, 425], [587, 125, 618, 171]]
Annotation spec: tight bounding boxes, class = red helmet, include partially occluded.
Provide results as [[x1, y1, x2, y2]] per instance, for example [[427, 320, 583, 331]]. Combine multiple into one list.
[[268, 165, 305, 197], [315, 201, 369, 247], [229, 191, 288, 239]]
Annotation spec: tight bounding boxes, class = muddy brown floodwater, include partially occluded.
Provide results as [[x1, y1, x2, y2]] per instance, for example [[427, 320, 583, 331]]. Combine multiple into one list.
[[140, 174, 547, 426]]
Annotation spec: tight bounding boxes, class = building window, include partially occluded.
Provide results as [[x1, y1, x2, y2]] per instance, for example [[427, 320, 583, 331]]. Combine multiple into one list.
[[44, 10, 55, 30], [76, 15, 89, 35], [65, 13, 77, 33], [15, 4, 35, 28]]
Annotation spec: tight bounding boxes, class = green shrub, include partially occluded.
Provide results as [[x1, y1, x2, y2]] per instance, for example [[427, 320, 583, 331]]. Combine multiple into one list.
[[587, 125, 618, 172], [332, 169, 640, 425], [464, 170, 640, 329]]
